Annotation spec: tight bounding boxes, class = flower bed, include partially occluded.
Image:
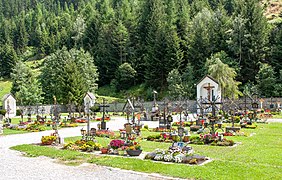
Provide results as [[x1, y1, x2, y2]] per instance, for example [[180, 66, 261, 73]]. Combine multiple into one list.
[[146, 134, 174, 143], [7, 122, 46, 132], [189, 133, 234, 146], [63, 140, 102, 152], [95, 116, 110, 121], [145, 146, 209, 165], [41, 135, 57, 145], [96, 130, 115, 138], [75, 119, 87, 123], [150, 127, 176, 132], [60, 123, 78, 128], [172, 121, 192, 127]]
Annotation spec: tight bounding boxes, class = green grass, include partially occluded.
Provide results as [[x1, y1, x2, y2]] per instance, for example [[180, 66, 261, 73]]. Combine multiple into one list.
[[11, 123, 282, 179], [3, 128, 30, 135], [273, 114, 282, 119], [0, 79, 12, 106]]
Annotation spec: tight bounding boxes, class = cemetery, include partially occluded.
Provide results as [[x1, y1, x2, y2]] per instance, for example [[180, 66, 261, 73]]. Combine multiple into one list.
[[1, 78, 281, 179]]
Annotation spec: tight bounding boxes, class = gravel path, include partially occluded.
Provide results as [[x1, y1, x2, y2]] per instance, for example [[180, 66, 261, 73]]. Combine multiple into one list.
[[0, 118, 182, 180]]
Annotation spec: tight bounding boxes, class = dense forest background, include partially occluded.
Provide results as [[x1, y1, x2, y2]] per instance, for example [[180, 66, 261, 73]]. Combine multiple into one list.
[[0, 0, 281, 105]]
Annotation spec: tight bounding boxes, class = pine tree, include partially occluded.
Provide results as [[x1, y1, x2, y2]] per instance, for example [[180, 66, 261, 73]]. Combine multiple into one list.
[[189, 8, 213, 79], [231, 0, 269, 83], [0, 43, 18, 78], [167, 69, 183, 99], [40, 47, 98, 104], [13, 14, 28, 53], [255, 63, 276, 97], [182, 63, 196, 99]]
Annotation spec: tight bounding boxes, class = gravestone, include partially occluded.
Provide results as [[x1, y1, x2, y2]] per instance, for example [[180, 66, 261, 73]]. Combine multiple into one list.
[[2, 93, 16, 118]]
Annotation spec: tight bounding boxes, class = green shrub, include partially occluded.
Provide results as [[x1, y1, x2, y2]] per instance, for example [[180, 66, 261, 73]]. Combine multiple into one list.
[[90, 105, 100, 112], [16, 109, 22, 116], [0, 109, 6, 115]]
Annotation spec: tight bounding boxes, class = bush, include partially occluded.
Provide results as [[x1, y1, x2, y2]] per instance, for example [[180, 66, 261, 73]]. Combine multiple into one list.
[[0, 109, 6, 115], [144, 125, 149, 129], [90, 105, 100, 112], [16, 109, 22, 116]]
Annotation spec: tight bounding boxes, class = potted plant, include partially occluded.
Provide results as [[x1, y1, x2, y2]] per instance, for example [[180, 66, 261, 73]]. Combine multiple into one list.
[[41, 135, 57, 145], [100, 147, 108, 154], [126, 141, 142, 156], [109, 139, 125, 154]]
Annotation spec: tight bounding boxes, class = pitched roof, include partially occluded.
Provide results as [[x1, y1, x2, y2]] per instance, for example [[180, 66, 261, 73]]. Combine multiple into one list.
[[85, 92, 96, 100], [196, 75, 219, 85], [2, 93, 16, 101]]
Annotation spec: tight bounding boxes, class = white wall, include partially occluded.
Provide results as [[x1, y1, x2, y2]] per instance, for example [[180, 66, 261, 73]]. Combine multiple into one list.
[[3, 96, 16, 117]]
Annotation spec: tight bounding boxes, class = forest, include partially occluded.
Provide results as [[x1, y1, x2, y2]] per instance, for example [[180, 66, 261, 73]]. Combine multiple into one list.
[[0, 0, 281, 105]]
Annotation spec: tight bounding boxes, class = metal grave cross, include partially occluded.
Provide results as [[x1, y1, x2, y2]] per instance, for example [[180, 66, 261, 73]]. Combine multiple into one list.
[[203, 83, 215, 101], [99, 98, 110, 130]]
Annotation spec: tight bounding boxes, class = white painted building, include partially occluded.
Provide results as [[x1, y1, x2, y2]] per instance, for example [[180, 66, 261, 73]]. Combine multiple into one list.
[[2, 93, 17, 118], [196, 75, 221, 114], [84, 92, 96, 113]]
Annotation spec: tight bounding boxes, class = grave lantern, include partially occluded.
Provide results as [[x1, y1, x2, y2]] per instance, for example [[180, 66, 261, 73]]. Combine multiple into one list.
[[90, 128, 96, 136], [120, 131, 126, 139], [178, 127, 184, 142], [81, 129, 86, 136], [167, 115, 173, 123], [252, 102, 258, 109]]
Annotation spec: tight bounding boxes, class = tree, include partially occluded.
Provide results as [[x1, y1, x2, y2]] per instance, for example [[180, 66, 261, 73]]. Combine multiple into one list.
[[112, 62, 137, 91], [206, 52, 242, 99], [11, 61, 43, 105], [13, 14, 28, 53], [268, 22, 282, 74], [182, 63, 196, 99], [189, 8, 213, 78], [143, 0, 182, 90], [72, 15, 86, 48], [230, 0, 269, 83], [255, 63, 276, 97], [0, 43, 18, 78], [167, 69, 183, 99], [274, 70, 282, 97], [111, 20, 129, 64], [40, 47, 99, 104]]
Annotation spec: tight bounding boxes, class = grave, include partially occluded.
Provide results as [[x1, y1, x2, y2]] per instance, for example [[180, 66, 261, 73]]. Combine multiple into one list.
[[2, 93, 16, 118], [99, 98, 110, 130]]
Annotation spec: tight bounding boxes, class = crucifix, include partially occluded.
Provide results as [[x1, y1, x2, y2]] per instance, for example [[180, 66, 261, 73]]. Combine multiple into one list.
[[203, 83, 215, 101], [99, 98, 109, 130]]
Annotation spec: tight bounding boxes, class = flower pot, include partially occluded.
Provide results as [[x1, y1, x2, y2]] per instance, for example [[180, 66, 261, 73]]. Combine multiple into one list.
[[42, 141, 53, 145], [183, 136, 190, 142], [126, 149, 142, 156], [100, 148, 108, 154]]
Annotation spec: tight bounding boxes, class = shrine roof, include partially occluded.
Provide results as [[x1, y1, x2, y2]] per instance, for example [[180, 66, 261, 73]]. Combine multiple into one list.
[[85, 92, 96, 100], [2, 93, 16, 101], [196, 75, 219, 85]]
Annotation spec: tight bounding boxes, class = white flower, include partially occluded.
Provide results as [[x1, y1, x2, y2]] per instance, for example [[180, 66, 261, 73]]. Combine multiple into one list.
[[174, 154, 185, 163], [154, 154, 163, 161], [163, 154, 173, 162]]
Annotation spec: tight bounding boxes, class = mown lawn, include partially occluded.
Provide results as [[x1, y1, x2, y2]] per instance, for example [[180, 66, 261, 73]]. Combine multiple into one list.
[[11, 123, 282, 179]]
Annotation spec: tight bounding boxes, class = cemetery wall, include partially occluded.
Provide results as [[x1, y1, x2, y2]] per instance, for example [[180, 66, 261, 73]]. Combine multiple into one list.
[[16, 97, 281, 115]]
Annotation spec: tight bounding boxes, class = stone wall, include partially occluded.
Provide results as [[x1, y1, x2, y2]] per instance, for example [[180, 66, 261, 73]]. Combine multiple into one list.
[[16, 97, 281, 115]]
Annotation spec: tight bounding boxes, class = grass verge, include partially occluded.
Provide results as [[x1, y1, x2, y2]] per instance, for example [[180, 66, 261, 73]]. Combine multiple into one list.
[[10, 123, 282, 179]]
